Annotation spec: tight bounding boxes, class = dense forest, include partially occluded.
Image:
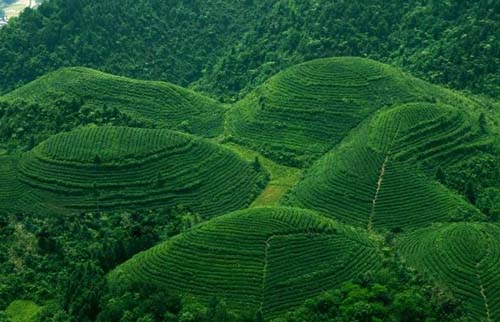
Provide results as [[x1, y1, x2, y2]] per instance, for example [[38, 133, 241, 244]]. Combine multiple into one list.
[[0, 0, 498, 101], [0, 0, 499, 322]]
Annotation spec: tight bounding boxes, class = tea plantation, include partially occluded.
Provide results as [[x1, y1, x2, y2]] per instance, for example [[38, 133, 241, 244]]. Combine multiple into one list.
[[226, 57, 467, 166], [286, 101, 488, 231], [109, 207, 383, 319], [398, 223, 500, 321], [0, 126, 267, 215], [0, 56, 498, 321], [3, 67, 225, 137]]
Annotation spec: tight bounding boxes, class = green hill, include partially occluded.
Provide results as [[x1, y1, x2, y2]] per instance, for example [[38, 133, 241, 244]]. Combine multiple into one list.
[[227, 57, 471, 166], [3, 67, 225, 137], [109, 207, 383, 319], [286, 102, 487, 231], [0, 126, 267, 215], [398, 223, 500, 321]]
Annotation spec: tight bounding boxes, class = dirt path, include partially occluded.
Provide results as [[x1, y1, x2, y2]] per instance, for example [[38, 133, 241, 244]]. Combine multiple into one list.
[[367, 156, 389, 231]]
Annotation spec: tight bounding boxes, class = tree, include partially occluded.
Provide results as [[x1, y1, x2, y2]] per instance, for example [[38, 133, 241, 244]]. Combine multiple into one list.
[[479, 113, 487, 134], [435, 166, 446, 183], [253, 156, 262, 172], [465, 181, 476, 205]]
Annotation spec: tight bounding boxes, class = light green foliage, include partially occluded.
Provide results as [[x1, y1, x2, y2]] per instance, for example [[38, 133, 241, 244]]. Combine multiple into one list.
[[5, 300, 41, 322], [287, 102, 487, 231], [3, 67, 225, 137], [0, 126, 267, 215], [110, 207, 383, 319], [221, 143, 301, 207], [398, 223, 500, 321]]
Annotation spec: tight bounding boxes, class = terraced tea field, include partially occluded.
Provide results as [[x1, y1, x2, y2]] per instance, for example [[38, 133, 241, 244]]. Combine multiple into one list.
[[226, 57, 462, 166], [399, 223, 500, 321], [286, 102, 485, 231], [3, 67, 225, 137], [0, 126, 267, 215], [110, 207, 383, 319], [1, 56, 499, 320]]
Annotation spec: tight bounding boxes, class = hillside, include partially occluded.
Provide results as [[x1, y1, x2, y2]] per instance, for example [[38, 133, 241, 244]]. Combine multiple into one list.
[[227, 57, 481, 166], [109, 207, 383, 319], [3, 67, 225, 137], [398, 223, 500, 321], [285, 100, 493, 231], [0, 126, 267, 215], [0, 53, 498, 321], [0, 0, 497, 100]]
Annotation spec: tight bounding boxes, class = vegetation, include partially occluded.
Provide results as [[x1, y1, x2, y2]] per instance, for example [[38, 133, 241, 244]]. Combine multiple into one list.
[[3, 67, 225, 137], [0, 98, 143, 153], [5, 300, 41, 322], [109, 207, 383, 319], [0, 2, 499, 320], [286, 101, 490, 231], [227, 57, 441, 166], [398, 223, 500, 321], [0, 0, 497, 101], [0, 126, 267, 215]]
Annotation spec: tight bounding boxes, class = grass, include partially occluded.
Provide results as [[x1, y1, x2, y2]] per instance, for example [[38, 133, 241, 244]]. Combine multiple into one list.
[[109, 207, 383, 319], [5, 300, 42, 322], [3, 67, 225, 137], [221, 142, 302, 207], [0, 126, 267, 216], [398, 223, 500, 321]]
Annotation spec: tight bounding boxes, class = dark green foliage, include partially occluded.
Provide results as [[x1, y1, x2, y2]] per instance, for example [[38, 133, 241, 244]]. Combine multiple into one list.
[[0, 98, 142, 152], [274, 253, 469, 322], [435, 166, 446, 184], [0, 207, 190, 319], [61, 262, 104, 321], [0, 0, 498, 101], [465, 181, 477, 204], [479, 113, 487, 134], [477, 188, 500, 221]]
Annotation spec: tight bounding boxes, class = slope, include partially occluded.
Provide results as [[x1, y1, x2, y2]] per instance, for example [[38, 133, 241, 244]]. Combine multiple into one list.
[[286, 102, 488, 231], [3, 67, 225, 137], [398, 223, 500, 321], [227, 57, 465, 166], [0, 126, 267, 215], [109, 207, 383, 319]]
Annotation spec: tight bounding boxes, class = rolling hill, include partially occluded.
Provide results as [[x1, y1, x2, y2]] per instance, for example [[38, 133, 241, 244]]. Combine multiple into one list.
[[226, 57, 474, 166], [398, 223, 500, 321], [109, 207, 383, 319], [285, 101, 489, 231], [2, 67, 225, 137], [0, 126, 267, 215]]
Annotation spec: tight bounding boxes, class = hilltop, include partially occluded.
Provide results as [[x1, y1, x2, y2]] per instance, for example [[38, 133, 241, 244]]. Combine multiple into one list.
[[0, 126, 267, 215], [3, 67, 225, 137], [285, 97, 496, 231], [227, 57, 487, 166], [398, 223, 500, 321], [109, 207, 383, 320]]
